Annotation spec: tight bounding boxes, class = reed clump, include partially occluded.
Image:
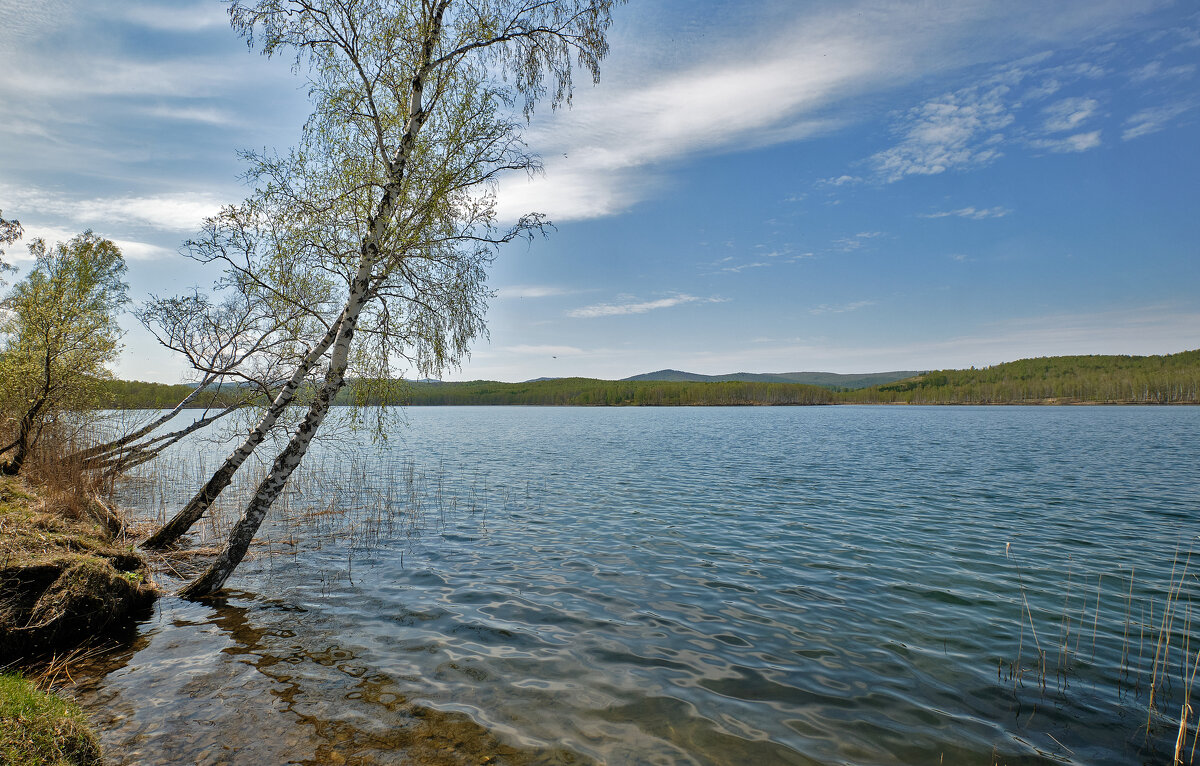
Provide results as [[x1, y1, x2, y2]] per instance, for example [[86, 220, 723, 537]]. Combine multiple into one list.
[[1004, 544, 1199, 763]]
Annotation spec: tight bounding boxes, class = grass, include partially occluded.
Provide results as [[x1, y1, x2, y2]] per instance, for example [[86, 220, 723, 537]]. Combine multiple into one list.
[[0, 434, 163, 766], [0, 673, 99, 766], [0, 673, 101, 766]]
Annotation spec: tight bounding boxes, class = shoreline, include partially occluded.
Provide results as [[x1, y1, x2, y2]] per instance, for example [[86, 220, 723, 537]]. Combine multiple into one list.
[[0, 477, 157, 765]]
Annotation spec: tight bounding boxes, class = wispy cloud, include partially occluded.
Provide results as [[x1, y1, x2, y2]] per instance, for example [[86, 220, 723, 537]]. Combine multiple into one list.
[[496, 285, 578, 299], [568, 294, 727, 319], [1130, 60, 1197, 82], [832, 231, 885, 252], [1122, 102, 1196, 140], [141, 104, 241, 127], [1028, 130, 1102, 153], [920, 206, 1012, 220], [818, 174, 862, 187], [810, 300, 874, 315], [870, 83, 1013, 182], [1040, 97, 1099, 133], [3, 224, 173, 262], [718, 261, 771, 274], [121, 2, 229, 32], [2, 185, 223, 233], [496, 1, 1163, 221]]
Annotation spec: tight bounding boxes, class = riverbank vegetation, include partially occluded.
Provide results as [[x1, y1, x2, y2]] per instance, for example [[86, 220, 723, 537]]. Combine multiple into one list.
[[0, 468, 154, 766]]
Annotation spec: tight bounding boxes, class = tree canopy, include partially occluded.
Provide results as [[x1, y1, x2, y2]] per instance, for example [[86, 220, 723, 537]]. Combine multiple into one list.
[[143, 0, 624, 595], [0, 232, 128, 474]]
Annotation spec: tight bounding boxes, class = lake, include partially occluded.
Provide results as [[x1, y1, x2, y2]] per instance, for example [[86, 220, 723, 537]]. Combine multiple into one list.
[[71, 406, 1199, 764]]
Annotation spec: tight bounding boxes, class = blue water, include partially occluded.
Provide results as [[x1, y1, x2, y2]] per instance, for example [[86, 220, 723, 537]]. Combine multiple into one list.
[[74, 406, 1199, 765]]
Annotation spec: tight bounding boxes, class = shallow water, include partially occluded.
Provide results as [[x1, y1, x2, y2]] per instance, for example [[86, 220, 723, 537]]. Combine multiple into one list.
[[72, 406, 1199, 764]]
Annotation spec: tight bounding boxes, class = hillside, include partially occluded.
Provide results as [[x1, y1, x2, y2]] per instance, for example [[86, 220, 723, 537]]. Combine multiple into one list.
[[622, 369, 920, 389], [840, 350, 1200, 404]]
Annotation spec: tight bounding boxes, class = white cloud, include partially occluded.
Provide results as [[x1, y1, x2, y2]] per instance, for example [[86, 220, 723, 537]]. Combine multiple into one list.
[[1, 224, 173, 262], [1130, 60, 1197, 82], [122, 2, 228, 31], [1029, 130, 1102, 153], [810, 300, 874, 315], [1041, 97, 1099, 133], [818, 175, 862, 187], [718, 261, 770, 274], [833, 231, 885, 252], [141, 104, 241, 127], [1122, 102, 1196, 140], [0, 55, 246, 101], [496, 285, 577, 299], [496, 1, 1165, 221], [2, 185, 224, 233], [568, 294, 727, 319], [870, 83, 1013, 182], [1025, 78, 1063, 100], [920, 206, 1012, 219]]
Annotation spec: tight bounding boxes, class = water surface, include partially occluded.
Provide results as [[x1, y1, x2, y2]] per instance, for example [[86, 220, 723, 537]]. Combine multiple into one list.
[[72, 406, 1200, 764]]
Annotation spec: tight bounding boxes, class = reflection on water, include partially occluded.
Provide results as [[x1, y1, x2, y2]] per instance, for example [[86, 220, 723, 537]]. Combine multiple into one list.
[[71, 591, 576, 765], [69, 406, 1200, 765]]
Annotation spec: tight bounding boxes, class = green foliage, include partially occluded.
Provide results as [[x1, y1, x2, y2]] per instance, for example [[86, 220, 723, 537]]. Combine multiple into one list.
[[0, 674, 101, 766], [95, 380, 251, 410], [0, 210, 20, 281], [0, 232, 128, 416], [839, 350, 1200, 404]]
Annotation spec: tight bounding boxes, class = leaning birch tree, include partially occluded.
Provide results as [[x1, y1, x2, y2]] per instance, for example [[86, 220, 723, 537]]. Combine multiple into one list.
[[178, 0, 621, 597]]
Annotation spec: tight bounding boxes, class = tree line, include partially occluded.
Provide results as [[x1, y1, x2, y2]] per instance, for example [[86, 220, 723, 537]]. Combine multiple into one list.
[[96, 348, 1200, 409], [390, 378, 836, 406], [838, 351, 1200, 404]]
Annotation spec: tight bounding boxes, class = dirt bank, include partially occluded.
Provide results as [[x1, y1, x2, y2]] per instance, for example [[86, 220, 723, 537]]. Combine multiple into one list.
[[0, 477, 156, 764]]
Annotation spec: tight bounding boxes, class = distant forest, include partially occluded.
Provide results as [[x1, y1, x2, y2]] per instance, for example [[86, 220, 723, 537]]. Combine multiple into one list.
[[101, 350, 1200, 408], [840, 350, 1200, 404]]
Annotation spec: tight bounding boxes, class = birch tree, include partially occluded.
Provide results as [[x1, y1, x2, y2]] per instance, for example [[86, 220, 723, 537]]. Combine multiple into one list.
[[177, 0, 621, 596]]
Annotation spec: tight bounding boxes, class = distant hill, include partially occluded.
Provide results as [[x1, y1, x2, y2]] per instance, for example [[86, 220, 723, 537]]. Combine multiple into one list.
[[99, 351, 1200, 408], [622, 369, 922, 390]]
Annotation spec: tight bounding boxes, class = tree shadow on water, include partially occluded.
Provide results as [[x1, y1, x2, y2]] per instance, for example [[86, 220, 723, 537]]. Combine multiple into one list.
[[68, 590, 585, 766]]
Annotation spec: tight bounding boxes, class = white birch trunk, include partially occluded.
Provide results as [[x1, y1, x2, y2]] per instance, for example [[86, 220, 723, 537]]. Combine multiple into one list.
[[179, 263, 371, 597], [142, 314, 345, 549], [177, 1, 446, 596]]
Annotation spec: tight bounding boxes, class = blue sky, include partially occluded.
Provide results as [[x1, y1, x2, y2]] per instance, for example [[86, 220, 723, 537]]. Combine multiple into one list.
[[1, 0, 1197, 383]]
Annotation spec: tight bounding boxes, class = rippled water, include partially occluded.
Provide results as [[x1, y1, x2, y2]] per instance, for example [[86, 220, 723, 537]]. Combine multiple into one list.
[[71, 406, 1199, 765]]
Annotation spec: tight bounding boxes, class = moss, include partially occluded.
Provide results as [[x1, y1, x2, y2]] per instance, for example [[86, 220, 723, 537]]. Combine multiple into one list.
[[0, 477, 156, 661], [0, 673, 101, 766]]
